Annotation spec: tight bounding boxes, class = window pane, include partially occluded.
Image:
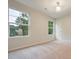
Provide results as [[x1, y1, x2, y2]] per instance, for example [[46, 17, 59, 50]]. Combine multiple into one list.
[[9, 25, 17, 36], [21, 25, 28, 35], [48, 29, 53, 34]]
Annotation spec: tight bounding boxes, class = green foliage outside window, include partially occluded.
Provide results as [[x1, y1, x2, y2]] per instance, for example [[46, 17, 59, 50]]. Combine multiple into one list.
[[9, 8, 29, 37], [48, 21, 53, 34], [15, 13, 28, 36]]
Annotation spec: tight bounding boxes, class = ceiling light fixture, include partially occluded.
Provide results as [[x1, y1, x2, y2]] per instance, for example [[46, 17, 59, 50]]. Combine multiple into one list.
[[56, 2, 61, 12]]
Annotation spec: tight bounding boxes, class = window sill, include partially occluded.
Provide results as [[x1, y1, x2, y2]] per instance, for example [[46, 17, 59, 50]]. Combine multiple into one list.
[[9, 35, 30, 39]]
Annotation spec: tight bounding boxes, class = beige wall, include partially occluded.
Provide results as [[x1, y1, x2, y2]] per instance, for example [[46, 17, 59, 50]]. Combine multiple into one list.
[[56, 15, 71, 40], [8, 0, 56, 51]]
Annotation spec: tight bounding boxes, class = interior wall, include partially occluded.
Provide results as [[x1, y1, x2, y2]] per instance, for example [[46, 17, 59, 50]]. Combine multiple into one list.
[[8, 0, 56, 51], [56, 15, 71, 40]]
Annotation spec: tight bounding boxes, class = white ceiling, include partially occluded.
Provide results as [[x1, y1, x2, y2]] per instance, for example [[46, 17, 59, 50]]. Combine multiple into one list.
[[15, 0, 71, 18]]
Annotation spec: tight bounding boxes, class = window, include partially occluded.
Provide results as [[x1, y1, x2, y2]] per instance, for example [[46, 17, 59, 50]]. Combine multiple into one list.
[[9, 8, 29, 37], [48, 21, 53, 34]]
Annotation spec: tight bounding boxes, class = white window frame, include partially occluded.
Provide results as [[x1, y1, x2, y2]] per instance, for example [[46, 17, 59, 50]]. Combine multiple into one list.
[[48, 20, 54, 35], [8, 8, 31, 38]]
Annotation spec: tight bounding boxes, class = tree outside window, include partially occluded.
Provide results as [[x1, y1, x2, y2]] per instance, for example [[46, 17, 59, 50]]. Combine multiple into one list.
[[48, 21, 53, 34], [9, 8, 29, 37]]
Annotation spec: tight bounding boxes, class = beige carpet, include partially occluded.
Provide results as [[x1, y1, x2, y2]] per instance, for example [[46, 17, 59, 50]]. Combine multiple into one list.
[[8, 40, 71, 59]]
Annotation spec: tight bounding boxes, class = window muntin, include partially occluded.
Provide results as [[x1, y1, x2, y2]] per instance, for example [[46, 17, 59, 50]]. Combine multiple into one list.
[[9, 8, 29, 37]]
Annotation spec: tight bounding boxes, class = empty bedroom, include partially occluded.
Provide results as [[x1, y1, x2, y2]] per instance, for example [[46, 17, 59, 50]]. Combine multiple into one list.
[[8, 0, 71, 59]]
